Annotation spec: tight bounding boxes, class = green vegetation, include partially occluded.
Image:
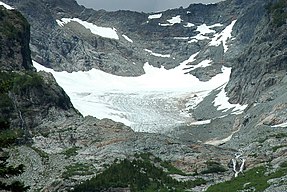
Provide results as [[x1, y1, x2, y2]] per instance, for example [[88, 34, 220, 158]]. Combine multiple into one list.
[[272, 145, 287, 152], [73, 153, 206, 192], [206, 162, 287, 192], [0, 129, 23, 148], [61, 147, 80, 158], [0, 71, 43, 95], [201, 161, 227, 174], [0, 71, 44, 132], [0, 128, 29, 191], [271, 132, 287, 139], [257, 132, 287, 144], [29, 146, 49, 160], [267, 0, 287, 27], [0, 7, 30, 39], [62, 163, 94, 179]]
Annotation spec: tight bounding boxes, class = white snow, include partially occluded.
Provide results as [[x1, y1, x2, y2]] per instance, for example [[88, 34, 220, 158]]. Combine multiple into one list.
[[56, 18, 119, 40], [174, 37, 190, 40], [196, 23, 222, 35], [188, 120, 211, 126], [196, 24, 216, 35], [272, 122, 287, 128], [144, 49, 171, 58], [184, 23, 195, 28], [159, 15, 182, 26], [181, 52, 199, 66], [186, 59, 212, 71], [213, 84, 247, 114], [186, 23, 223, 43], [122, 34, 133, 43], [56, 19, 65, 27], [148, 13, 162, 19], [33, 54, 232, 132], [0, 1, 13, 9], [209, 20, 237, 52], [167, 15, 182, 24]]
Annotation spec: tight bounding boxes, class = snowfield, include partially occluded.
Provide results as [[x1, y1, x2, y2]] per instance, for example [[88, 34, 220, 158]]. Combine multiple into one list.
[[33, 20, 246, 133], [148, 13, 163, 19], [159, 15, 182, 26], [0, 1, 14, 9], [33, 58, 245, 132], [56, 18, 119, 40]]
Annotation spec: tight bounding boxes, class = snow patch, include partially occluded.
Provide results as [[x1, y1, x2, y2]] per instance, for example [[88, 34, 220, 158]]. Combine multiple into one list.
[[144, 49, 170, 58], [0, 1, 14, 9], [213, 83, 247, 114], [122, 34, 133, 43], [174, 37, 190, 40], [209, 20, 237, 52], [159, 15, 182, 26], [186, 23, 223, 43], [186, 59, 212, 71], [167, 15, 182, 24], [148, 13, 162, 19], [272, 122, 287, 128], [184, 22, 195, 28], [188, 120, 211, 126], [196, 23, 222, 35], [57, 18, 119, 40]]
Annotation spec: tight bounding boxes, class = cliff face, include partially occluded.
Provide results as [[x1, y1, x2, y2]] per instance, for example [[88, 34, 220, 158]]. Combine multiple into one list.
[[227, 0, 287, 105], [1, 0, 253, 76], [0, 5, 79, 137], [0, 6, 32, 70]]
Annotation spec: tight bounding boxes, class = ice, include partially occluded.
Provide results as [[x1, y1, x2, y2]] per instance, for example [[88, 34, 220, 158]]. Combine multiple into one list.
[[209, 20, 237, 52], [33, 55, 232, 133], [57, 18, 119, 40], [122, 34, 133, 43], [33, 18, 242, 133], [148, 13, 162, 19], [0, 1, 13, 9], [144, 49, 171, 58]]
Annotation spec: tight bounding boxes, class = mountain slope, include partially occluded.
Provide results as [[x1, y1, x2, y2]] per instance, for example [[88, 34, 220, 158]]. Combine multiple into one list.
[[1, 0, 287, 191]]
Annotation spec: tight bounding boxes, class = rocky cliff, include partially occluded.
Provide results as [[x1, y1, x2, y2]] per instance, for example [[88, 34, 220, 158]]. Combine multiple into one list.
[[1, 0, 287, 191]]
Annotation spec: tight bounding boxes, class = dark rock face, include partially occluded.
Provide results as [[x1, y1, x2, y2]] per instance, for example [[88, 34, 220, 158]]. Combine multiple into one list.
[[1, 0, 255, 76], [0, 6, 32, 70], [0, 6, 79, 135], [227, 0, 287, 104]]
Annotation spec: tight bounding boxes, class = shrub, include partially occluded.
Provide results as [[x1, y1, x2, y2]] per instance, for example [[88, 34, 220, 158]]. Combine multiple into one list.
[[267, 0, 287, 27], [206, 163, 287, 192], [201, 161, 227, 174], [73, 153, 206, 192]]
